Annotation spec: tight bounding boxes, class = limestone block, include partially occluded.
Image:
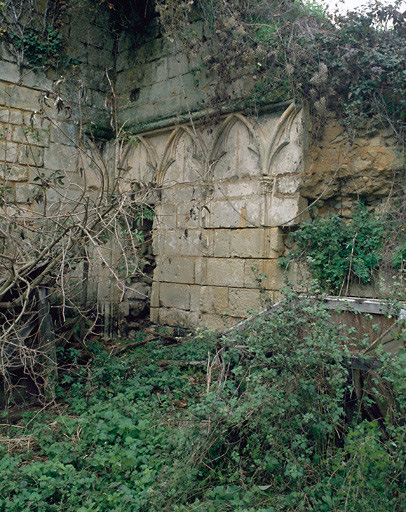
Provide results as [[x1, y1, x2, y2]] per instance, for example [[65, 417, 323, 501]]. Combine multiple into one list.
[[167, 53, 189, 78], [151, 78, 176, 100], [162, 184, 196, 203], [190, 285, 200, 311], [50, 122, 76, 146], [155, 203, 176, 229], [243, 259, 285, 291], [206, 258, 245, 287], [150, 282, 160, 308], [165, 229, 182, 255], [201, 313, 237, 331], [204, 200, 254, 229], [23, 113, 51, 130], [44, 144, 78, 172], [88, 48, 113, 68], [0, 141, 18, 163], [200, 285, 229, 314], [277, 176, 301, 195], [246, 199, 262, 227], [159, 282, 191, 310], [136, 103, 156, 123], [230, 228, 262, 258], [259, 259, 285, 291], [1, 164, 28, 182], [154, 58, 168, 83], [268, 227, 284, 258], [181, 229, 209, 256], [0, 109, 23, 125], [152, 230, 164, 255], [155, 95, 182, 119], [15, 184, 36, 203], [194, 257, 207, 284], [6, 85, 42, 111], [154, 256, 195, 284], [0, 61, 20, 84], [13, 126, 49, 147], [228, 288, 261, 316], [0, 81, 6, 106], [267, 195, 309, 227], [21, 70, 53, 90], [212, 229, 230, 257], [177, 202, 199, 228], [158, 307, 199, 328], [226, 179, 261, 198], [150, 307, 159, 324]]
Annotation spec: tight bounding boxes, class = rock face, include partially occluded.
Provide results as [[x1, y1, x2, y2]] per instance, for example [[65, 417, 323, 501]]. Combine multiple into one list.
[[301, 118, 404, 216], [0, 9, 404, 331]]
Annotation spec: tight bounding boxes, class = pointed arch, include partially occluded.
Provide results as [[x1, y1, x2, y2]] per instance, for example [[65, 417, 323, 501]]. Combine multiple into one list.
[[156, 125, 207, 186], [208, 113, 263, 173], [263, 103, 302, 174]]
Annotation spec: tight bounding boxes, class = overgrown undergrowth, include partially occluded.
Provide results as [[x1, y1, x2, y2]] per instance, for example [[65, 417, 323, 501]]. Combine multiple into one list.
[[1, 294, 406, 511]]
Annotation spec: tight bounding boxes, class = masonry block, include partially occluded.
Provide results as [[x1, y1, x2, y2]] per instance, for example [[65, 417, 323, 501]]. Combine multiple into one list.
[[154, 256, 195, 284], [230, 228, 262, 258], [267, 195, 309, 227], [0, 141, 18, 163], [211, 229, 229, 258], [6, 85, 42, 111], [158, 308, 199, 328], [155, 203, 176, 229], [0, 109, 23, 125], [200, 285, 229, 315], [150, 282, 160, 308], [164, 229, 182, 255], [206, 258, 245, 287], [228, 288, 261, 316], [1, 164, 28, 182], [159, 282, 191, 310]]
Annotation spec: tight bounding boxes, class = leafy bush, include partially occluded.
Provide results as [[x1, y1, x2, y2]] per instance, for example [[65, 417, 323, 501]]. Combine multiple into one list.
[[1, 295, 406, 510], [281, 202, 384, 293]]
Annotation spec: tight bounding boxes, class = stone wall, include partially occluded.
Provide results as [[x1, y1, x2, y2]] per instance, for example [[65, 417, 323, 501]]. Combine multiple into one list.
[[1, 7, 405, 333], [122, 103, 308, 330]]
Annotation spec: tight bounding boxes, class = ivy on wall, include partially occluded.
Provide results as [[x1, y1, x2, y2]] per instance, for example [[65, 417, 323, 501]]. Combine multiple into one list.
[[155, 0, 406, 144], [0, 0, 75, 69]]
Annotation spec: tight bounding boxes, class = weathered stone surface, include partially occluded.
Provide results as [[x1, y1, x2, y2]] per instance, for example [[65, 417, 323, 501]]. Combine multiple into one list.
[[230, 228, 262, 258], [267, 195, 309, 227], [200, 285, 229, 314], [159, 282, 191, 310], [1, 164, 28, 182], [0, 109, 23, 125], [44, 144, 77, 172], [206, 258, 245, 287], [228, 288, 261, 316], [6, 85, 42, 111], [13, 126, 49, 147], [155, 256, 195, 284], [155, 203, 177, 229], [0, 141, 18, 163], [158, 308, 199, 328], [268, 227, 284, 258]]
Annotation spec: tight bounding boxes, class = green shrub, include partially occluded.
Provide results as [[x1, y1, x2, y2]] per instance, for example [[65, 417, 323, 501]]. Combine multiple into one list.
[[1, 294, 406, 510]]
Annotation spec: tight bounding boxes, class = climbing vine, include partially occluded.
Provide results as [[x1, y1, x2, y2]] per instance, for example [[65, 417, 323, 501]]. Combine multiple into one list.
[[155, 0, 406, 144], [0, 0, 72, 69]]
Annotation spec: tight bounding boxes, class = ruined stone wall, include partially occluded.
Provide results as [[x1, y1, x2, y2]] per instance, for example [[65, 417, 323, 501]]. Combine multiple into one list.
[[0, 5, 118, 323], [1, 9, 405, 332], [122, 103, 308, 330]]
